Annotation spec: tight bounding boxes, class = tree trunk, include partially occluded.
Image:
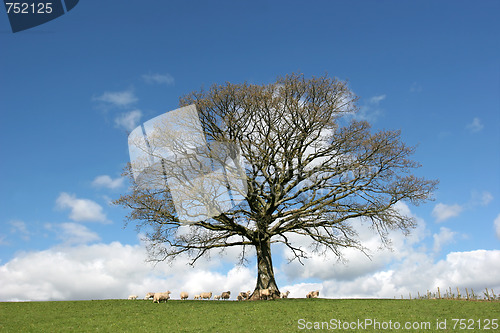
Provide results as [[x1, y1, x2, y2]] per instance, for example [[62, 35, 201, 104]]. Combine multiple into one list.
[[249, 237, 280, 300]]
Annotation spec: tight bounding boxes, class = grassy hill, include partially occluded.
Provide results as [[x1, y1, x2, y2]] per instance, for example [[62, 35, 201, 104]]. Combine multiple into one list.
[[1, 298, 499, 332]]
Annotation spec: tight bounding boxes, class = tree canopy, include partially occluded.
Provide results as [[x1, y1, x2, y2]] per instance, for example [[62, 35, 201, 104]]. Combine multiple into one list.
[[115, 73, 438, 299]]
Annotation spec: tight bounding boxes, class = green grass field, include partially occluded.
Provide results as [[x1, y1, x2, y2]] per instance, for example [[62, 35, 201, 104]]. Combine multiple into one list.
[[1, 298, 499, 332]]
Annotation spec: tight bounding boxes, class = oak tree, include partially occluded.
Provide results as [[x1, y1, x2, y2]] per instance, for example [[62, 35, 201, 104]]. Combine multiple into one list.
[[115, 73, 438, 300]]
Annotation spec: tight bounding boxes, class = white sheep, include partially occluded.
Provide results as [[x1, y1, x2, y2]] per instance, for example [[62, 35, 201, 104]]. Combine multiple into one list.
[[194, 294, 201, 300], [180, 291, 189, 300], [153, 291, 171, 303], [306, 290, 320, 298], [280, 291, 290, 299], [237, 295, 243, 301], [214, 295, 221, 300], [260, 288, 272, 300], [238, 290, 251, 300], [200, 292, 212, 300], [221, 291, 230, 300], [144, 292, 155, 300], [128, 295, 138, 300]]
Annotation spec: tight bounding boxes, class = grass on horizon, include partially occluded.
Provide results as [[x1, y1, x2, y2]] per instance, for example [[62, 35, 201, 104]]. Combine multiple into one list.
[[0, 298, 499, 332]]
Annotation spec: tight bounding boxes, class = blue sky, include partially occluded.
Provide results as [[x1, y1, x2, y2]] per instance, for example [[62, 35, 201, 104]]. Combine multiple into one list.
[[1, 0, 499, 301]]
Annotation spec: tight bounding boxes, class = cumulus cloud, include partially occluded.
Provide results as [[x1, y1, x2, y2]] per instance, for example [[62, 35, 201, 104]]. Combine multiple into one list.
[[0, 243, 150, 301], [56, 192, 109, 223], [114, 110, 142, 132], [432, 227, 457, 253], [279, 227, 499, 299], [279, 202, 426, 283], [142, 73, 175, 85], [319, 250, 500, 299], [466, 117, 484, 133], [1, 202, 499, 302], [46, 223, 101, 245], [432, 203, 463, 222], [1, 236, 499, 301], [93, 89, 138, 107], [494, 214, 500, 240], [92, 175, 124, 190], [432, 250, 500, 290], [0, 242, 255, 302]]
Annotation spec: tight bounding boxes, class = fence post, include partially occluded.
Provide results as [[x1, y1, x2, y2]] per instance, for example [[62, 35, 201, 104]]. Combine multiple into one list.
[[437, 287, 441, 299], [456, 287, 461, 300], [465, 288, 470, 301]]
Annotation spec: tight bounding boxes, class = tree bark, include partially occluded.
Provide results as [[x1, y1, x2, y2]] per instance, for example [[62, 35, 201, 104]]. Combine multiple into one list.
[[249, 237, 280, 300]]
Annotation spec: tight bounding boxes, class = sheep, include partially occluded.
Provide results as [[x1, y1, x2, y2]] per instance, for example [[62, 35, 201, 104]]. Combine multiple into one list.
[[237, 295, 243, 301], [128, 295, 138, 300], [280, 291, 290, 299], [306, 290, 320, 298], [144, 292, 155, 300], [200, 292, 212, 300], [194, 294, 201, 300], [238, 290, 252, 300], [221, 291, 230, 300], [260, 288, 271, 300], [180, 291, 189, 300], [214, 295, 221, 300], [153, 291, 171, 303]]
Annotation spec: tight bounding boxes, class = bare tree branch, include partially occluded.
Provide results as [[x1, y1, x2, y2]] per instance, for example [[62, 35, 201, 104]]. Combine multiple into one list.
[[114, 73, 438, 297]]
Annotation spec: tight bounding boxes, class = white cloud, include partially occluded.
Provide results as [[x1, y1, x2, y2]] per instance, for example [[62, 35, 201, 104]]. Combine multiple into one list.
[[94, 89, 138, 107], [280, 225, 499, 299], [92, 175, 124, 190], [279, 203, 426, 283], [1, 203, 499, 302], [432, 250, 500, 291], [114, 110, 142, 132], [2, 239, 497, 301], [368, 94, 386, 105], [9, 220, 30, 241], [466, 117, 484, 133], [46, 223, 101, 245], [142, 73, 175, 85], [56, 192, 109, 223], [348, 94, 386, 122], [494, 214, 500, 240], [0, 243, 150, 301], [276, 203, 498, 298], [320, 249, 500, 299], [432, 203, 463, 222], [0, 242, 255, 302], [432, 227, 457, 253]]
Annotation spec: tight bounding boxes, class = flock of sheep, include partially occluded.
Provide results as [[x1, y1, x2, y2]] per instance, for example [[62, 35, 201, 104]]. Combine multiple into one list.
[[127, 289, 320, 302]]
